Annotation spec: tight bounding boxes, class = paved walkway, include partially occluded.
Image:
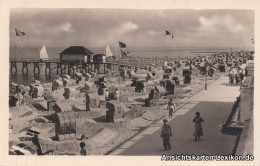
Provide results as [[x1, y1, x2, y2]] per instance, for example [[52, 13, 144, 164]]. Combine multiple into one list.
[[109, 76, 241, 155]]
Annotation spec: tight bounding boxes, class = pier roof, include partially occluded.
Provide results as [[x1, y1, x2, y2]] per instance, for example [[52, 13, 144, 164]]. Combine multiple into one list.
[[60, 46, 93, 55]]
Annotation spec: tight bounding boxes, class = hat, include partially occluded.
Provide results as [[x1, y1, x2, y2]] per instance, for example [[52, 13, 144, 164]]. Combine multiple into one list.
[[196, 112, 200, 116], [163, 119, 168, 123]]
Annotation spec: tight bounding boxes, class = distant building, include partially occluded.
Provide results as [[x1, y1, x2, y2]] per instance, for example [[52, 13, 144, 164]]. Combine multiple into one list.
[[59, 46, 93, 62]]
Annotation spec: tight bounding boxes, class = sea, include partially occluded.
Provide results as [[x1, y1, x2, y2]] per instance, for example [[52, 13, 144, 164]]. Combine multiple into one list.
[[9, 46, 242, 85]]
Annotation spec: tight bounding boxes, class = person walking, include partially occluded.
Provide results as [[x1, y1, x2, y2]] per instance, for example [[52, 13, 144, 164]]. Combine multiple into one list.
[[235, 73, 239, 85], [193, 112, 204, 142], [239, 70, 244, 85], [167, 99, 176, 118], [161, 119, 172, 151]]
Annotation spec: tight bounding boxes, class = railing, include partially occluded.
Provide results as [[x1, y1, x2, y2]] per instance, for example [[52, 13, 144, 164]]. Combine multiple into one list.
[[9, 56, 189, 69], [9, 58, 60, 62], [221, 95, 242, 135]]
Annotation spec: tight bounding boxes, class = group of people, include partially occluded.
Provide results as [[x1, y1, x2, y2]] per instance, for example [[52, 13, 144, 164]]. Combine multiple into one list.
[[160, 99, 204, 151], [159, 50, 254, 151], [161, 111, 204, 151], [104, 88, 119, 101], [228, 68, 244, 85]]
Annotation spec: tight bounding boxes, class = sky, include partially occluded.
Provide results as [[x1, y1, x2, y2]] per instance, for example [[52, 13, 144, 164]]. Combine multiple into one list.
[[9, 8, 254, 49]]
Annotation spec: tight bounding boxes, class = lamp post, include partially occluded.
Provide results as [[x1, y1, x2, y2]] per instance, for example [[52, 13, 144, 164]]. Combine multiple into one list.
[[205, 71, 207, 90], [204, 64, 207, 90]]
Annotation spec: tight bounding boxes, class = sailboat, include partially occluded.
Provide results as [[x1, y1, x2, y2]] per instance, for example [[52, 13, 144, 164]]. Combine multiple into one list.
[[105, 45, 115, 59], [40, 45, 49, 61], [105, 45, 113, 57]]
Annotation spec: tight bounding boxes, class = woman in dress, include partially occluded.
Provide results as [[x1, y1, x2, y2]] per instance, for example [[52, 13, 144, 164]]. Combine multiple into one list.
[[193, 112, 204, 141]]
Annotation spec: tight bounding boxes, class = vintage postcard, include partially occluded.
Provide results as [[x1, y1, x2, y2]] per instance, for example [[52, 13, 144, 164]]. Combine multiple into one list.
[[0, 0, 259, 166]]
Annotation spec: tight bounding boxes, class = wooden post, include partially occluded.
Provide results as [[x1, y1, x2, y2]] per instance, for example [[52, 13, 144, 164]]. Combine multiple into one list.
[[68, 63, 71, 75], [10, 62, 17, 74], [33, 62, 40, 75], [45, 62, 51, 74], [56, 63, 61, 75], [81, 63, 84, 73], [22, 62, 29, 75], [87, 63, 90, 73], [72, 64, 75, 76], [97, 63, 99, 74], [60, 63, 64, 75]]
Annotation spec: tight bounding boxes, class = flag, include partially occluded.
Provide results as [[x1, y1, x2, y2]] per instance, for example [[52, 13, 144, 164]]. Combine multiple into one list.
[[15, 28, 26, 36], [120, 48, 129, 57], [119, 41, 126, 48], [120, 49, 127, 57], [165, 30, 171, 35]]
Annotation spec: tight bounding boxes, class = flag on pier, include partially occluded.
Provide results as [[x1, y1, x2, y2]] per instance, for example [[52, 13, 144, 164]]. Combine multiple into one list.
[[15, 28, 26, 36], [119, 41, 129, 57], [165, 30, 171, 35], [120, 49, 129, 57], [119, 41, 126, 48]]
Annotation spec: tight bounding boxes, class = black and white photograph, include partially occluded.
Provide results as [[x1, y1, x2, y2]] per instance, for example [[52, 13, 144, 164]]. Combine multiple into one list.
[[0, 0, 259, 165]]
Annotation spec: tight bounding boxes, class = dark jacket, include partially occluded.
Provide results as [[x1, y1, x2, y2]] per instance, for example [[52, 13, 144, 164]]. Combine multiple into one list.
[[161, 124, 172, 137]]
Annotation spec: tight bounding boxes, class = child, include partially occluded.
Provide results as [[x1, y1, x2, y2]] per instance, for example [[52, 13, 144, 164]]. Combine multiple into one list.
[[167, 99, 176, 118], [80, 142, 86, 156], [169, 103, 175, 118]]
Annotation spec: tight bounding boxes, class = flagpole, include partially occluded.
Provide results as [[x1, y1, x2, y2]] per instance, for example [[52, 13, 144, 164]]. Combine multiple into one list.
[[14, 29, 17, 60], [14, 36, 17, 60], [118, 41, 122, 58], [164, 33, 166, 57], [118, 41, 121, 102], [171, 30, 173, 58]]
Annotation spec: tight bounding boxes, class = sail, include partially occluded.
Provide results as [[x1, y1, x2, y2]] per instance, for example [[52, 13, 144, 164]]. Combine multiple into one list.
[[105, 45, 113, 57], [40, 45, 49, 60]]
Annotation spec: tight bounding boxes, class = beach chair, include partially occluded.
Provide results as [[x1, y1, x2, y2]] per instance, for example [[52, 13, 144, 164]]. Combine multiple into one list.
[[172, 77, 180, 85]]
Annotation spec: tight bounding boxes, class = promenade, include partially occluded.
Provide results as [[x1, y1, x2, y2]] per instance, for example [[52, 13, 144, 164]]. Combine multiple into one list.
[[109, 75, 241, 155]]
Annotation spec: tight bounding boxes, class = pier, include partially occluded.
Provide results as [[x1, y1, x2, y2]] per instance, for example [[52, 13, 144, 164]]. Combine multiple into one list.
[[9, 58, 131, 76], [9, 57, 189, 76]]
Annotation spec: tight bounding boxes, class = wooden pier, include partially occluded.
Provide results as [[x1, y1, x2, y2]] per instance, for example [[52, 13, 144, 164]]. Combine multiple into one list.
[[9, 57, 188, 75]]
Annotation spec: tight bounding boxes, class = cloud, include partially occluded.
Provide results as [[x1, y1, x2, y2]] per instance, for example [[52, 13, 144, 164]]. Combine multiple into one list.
[[197, 14, 245, 33], [105, 21, 138, 44], [9, 9, 253, 48], [158, 10, 168, 17], [54, 22, 75, 33], [117, 22, 138, 34], [61, 22, 75, 32], [148, 30, 159, 36]]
